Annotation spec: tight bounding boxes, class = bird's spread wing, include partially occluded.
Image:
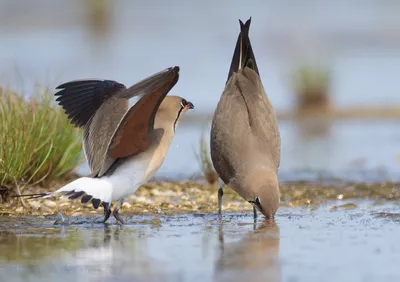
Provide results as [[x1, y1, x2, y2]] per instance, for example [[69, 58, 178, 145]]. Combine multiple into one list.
[[83, 97, 128, 174], [55, 80, 126, 128], [55, 67, 180, 175], [118, 67, 180, 100], [55, 67, 179, 128], [96, 66, 180, 177]]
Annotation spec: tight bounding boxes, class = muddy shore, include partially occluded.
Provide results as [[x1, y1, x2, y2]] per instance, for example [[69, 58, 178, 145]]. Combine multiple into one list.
[[2, 180, 400, 217]]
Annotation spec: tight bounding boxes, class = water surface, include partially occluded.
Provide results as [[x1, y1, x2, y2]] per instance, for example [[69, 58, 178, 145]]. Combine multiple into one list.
[[1, 202, 400, 282]]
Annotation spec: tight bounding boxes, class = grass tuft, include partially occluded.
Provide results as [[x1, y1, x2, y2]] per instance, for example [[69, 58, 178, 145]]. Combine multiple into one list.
[[196, 132, 218, 185], [0, 86, 83, 200], [293, 65, 330, 114]]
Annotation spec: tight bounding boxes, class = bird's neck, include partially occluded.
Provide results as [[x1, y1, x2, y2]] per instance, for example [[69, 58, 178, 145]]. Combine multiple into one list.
[[142, 126, 175, 180]]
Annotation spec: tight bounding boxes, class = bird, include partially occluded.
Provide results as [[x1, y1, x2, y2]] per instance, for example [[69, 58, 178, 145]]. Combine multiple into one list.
[[210, 18, 281, 219], [20, 66, 194, 224]]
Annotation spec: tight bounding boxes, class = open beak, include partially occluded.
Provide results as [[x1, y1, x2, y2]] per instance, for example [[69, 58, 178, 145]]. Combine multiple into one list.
[[186, 101, 194, 110]]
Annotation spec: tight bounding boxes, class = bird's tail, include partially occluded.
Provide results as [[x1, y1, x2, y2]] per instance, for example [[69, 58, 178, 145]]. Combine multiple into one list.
[[227, 17, 259, 82], [14, 177, 113, 209]]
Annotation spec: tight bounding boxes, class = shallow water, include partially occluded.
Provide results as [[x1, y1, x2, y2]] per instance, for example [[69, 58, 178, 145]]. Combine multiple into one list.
[[154, 119, 400, 182], [1, 202, 400, 282], [70, 118, 400, 182]]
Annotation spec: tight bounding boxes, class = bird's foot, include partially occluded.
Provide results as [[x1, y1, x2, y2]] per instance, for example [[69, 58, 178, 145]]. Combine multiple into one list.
[[113, 208, 126, 225], [53, 212, 70, 225], [102, 202, 112, 223], [218, 186, 224, 220], [253, 206, 258, 219]]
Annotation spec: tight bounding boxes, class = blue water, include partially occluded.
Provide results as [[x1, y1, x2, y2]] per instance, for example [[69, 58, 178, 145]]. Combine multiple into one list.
[[1, 203, 400, 282]]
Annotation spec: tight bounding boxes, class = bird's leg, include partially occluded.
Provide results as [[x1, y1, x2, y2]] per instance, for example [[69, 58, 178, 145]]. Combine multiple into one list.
[[102, 202, 112, 223], [218, 180, 224, 219], [253, 206, 258, 219], [53, 212, 70, 225], [113, 198, 126, 225]]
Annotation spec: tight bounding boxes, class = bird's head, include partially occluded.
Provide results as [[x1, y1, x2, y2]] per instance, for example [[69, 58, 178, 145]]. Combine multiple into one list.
[[244, 170, 280, 219], [156, 96, 194, 132]]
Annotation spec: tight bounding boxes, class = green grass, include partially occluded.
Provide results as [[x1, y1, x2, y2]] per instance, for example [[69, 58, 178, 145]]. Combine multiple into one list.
[[293, 65, 329, 91], [195, 130, 218, 185], [292, 65, 331, 113], [0, 86, 83, 199]]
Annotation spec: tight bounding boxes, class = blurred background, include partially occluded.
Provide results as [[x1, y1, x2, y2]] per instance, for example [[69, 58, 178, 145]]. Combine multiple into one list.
[[1, 0, 400, 182]]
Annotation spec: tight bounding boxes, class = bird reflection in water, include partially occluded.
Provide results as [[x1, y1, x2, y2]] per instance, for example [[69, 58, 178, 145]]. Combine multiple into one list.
[[214, 219, 281, 282]]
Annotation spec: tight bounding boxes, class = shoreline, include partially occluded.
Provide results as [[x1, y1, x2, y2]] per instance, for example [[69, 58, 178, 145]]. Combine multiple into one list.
[[2, 180, 399, 217], [181, 105, 400, 124]]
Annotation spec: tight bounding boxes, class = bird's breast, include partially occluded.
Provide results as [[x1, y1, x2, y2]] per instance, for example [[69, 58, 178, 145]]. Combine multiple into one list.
[[144, 132, 174, 179]]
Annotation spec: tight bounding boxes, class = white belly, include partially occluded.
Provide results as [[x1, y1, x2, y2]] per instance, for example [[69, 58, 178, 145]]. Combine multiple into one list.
[[106, 157, 149, 201], [104, 132, 173, 202]]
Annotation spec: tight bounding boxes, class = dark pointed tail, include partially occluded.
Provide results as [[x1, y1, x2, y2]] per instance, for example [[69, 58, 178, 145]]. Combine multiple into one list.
[[227, 17, 259, 83], [12, 193, 50, 200]]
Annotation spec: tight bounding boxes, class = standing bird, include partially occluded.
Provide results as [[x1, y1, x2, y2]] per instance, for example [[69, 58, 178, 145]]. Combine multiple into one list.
[[21, 66, 194, 224], [210, 18, 281, 219]]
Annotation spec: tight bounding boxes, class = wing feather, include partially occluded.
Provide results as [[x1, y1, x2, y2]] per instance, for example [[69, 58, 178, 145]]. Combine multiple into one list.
[[96, 66, 180, 176]]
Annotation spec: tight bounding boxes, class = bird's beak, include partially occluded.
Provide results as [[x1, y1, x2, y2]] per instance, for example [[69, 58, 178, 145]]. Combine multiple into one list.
[[186, 101, 194, 110]]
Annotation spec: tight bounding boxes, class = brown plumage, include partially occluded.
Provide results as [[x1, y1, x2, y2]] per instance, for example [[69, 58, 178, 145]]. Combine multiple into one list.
[[210, 18, 281, 219], [21, 66, 194, 224], [55, 67, 181, 177]]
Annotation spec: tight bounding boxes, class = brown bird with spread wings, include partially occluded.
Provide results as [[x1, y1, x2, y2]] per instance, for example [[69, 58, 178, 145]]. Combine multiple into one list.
[[24, 67, 194, 224], [210, 18, 281, 219]]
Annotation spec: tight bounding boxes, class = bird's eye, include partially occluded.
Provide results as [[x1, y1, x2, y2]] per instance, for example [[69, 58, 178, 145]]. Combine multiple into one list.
[[180, 99, 187, 108]]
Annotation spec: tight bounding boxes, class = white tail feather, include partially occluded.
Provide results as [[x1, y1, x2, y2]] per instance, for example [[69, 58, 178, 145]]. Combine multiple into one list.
[[47, 177, 113, 203]]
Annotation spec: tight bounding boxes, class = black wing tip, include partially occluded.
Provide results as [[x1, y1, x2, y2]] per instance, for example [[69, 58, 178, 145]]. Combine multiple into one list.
[[173, 66, 180, 77], [162, 66, 180, 76], [171, 68, 180, 87], [239, 17, 252, 37], [55, 79, 102, 90], [54, 79, 126, 128], [239, 17, 251, 27], [165, 66, 180, 84], [227, 17, 258, 82], [237, 16, 259, 74], [170, 66, 180, 74]]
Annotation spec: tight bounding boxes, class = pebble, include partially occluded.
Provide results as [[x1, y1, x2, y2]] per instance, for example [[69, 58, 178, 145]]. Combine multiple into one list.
[[39, 206, 53, 214], [151, 218, 162, 226], [15, 207, 24, 214], [122, 202, 132, 209], [59, 202, 71, 208], [43, 200, 57, 208], [29, 201, 41, 209]]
